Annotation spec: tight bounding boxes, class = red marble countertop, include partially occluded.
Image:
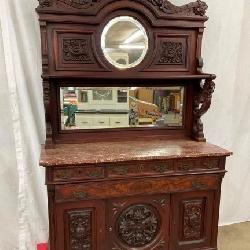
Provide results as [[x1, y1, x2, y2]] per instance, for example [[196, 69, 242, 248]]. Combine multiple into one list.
[[40, 139, 232, 167]]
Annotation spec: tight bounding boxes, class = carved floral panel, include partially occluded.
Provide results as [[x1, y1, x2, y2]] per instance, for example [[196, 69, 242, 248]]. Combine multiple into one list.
[[116, 204, 160, 247], [182, 199, 204, 240], [67, 209, 92, 250], [158, 41, 184, 65], [62, 38, 94, 64]]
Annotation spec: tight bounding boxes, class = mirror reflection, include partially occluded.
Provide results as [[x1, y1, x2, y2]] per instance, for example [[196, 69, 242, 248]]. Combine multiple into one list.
[[101, 16, 148, 69], [60, 87, 185, 130]]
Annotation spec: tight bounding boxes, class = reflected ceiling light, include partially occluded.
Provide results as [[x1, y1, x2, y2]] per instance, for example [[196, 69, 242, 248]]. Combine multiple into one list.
[[123, 30, 144, 44], [130, 87, 138, 90], [119, 44, 145, 49]]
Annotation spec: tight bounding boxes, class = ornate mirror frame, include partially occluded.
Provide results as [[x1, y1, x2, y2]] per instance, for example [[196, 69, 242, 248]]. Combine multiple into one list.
[[36, 0, 215, 147]]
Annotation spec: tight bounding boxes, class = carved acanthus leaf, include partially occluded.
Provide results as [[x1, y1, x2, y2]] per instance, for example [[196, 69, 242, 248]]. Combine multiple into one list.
[[59, 0, 99, 9], [193, 76, 216, 141], [147, 0, 208, 16]]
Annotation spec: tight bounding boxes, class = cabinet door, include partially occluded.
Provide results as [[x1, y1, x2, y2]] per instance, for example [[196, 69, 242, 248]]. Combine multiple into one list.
[[55, 200, 105, 250], [170, 191, 215, 250], [107, 194, 170, 250]]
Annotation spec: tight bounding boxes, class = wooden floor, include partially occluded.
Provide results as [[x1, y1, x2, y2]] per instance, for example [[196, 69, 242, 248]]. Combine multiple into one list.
[[218, 222, 250, 250]]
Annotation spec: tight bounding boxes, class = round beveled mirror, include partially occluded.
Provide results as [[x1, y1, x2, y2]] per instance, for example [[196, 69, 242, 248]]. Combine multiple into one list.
[[101, 16, 148, 69]]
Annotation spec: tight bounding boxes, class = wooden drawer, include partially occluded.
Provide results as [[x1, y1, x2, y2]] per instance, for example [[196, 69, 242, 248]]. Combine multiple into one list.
[[75, 114, 93, 127], [177, 158, 220, 172], [54, 175, 220, 203], [92, 116, 110, 126], [109, 115, 129, 127], [53, 167, 105, 182], [108, 161, 174, 178]]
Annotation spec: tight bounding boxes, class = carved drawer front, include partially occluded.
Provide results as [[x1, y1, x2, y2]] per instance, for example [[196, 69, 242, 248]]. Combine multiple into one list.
[[55, 175, 219, 203], [170, 191, 214, 249], [177, 157, 220, 172], [107, 194, 170, 250], [55, 200, 105, 250], [53, 167, 105, 182], [108, 161, 174, 178]]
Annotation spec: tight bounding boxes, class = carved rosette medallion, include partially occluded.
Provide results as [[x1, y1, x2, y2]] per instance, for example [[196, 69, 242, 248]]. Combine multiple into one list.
[[59, 0, 99, 9], [68, 210, 92, 250], [158, 41, 184, 65], [183, 200, 203, 240], [116, 204, 160, 247], [63, 38, 93, 63]]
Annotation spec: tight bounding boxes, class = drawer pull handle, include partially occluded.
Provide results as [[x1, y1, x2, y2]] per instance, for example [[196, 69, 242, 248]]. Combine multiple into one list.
[[113, 166, 128, 175], [73, 191, 88, 200], [192, 181, 206, 190], [206, 164, 215, 169], [57, 170, 70, 179], [154, 165, 170, 173], [87, 170, 103, 178], [179, 165, 191, 171]]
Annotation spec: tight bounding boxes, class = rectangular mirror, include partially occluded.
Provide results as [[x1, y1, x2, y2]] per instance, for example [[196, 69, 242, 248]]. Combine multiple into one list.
[[60, 86, 185, 130]]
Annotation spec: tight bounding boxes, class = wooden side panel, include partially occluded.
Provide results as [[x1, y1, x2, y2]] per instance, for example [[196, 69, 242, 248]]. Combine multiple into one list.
[[170, 191, 215, 250]]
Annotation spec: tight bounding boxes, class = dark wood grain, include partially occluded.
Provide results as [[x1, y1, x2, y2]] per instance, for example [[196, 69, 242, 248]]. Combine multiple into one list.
[[36, 1, 231, 249]]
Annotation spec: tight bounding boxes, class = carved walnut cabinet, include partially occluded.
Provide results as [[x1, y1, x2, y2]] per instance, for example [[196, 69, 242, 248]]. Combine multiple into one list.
[[37, 0, 232, 249]]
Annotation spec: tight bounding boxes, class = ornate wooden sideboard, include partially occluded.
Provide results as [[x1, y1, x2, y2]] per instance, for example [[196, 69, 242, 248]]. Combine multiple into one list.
[[37, 1, 232, 249]]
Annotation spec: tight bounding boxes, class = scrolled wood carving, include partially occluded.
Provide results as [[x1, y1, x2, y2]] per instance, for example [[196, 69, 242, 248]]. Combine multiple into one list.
[[183, 200, 203, 240], [116, 204, 160, 247], [68, 210, 92, 250], [147, 0, 208, 16], [38, 0, 53, 7], [59, 0, 99, 9], [193, 76, 216, 141]]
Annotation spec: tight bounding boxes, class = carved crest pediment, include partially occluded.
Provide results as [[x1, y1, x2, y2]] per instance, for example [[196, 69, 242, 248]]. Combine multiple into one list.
[[38, 0, 208, 17], [59, 0, 100, 9]]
